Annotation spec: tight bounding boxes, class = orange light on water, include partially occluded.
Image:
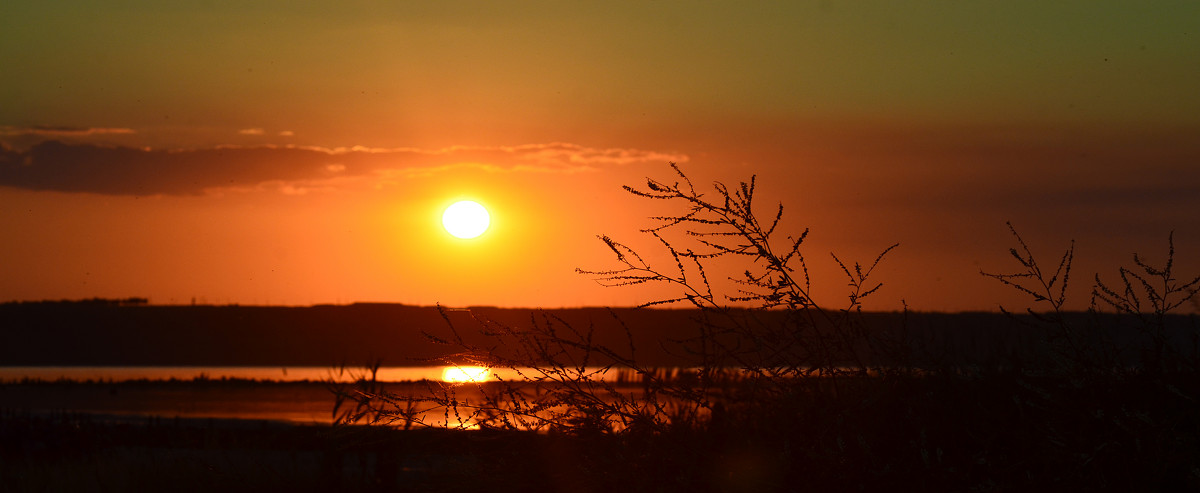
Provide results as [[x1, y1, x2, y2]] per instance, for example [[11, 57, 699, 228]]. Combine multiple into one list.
[[441, 366, 492, 383]]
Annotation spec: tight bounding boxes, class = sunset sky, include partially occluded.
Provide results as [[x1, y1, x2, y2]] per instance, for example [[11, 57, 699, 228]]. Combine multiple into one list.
[[2, 1, 1198, 312]]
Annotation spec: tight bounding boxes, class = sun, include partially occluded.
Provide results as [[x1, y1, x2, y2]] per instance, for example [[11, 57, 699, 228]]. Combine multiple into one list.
[[442, 200, 490, 239], [441, 366, 492, 383]]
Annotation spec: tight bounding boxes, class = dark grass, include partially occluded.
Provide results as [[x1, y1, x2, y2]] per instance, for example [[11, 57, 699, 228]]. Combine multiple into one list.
[[6, 371, 1200, 492], [1, 410, 523, 492]]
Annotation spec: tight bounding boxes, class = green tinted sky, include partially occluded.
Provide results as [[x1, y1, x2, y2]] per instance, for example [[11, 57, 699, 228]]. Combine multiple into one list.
[[5, 1, 1197, 144]]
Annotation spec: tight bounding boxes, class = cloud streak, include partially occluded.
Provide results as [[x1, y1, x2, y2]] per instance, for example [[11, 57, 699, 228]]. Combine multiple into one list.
[[0, 141, 688, 196], [0, 125, 136, 137]]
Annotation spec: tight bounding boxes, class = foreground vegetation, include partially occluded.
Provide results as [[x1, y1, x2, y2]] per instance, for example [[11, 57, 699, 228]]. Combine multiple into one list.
[[7, 164, 1199, 491], [320, 164, 1200, 490]]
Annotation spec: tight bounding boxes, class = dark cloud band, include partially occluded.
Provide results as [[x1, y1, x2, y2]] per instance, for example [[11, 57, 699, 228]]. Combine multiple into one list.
[[0, 141, 687, 196]]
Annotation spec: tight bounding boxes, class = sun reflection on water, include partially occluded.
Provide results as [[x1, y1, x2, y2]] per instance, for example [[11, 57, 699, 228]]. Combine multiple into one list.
[[440, 365, 492, 383]]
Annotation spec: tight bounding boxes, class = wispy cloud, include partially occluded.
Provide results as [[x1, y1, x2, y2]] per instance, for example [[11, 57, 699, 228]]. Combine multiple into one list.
[[0, 141, 688, 196], [237, 128, 265, 135], [460, 143, 688, 168], [0, 125, 136, 137]]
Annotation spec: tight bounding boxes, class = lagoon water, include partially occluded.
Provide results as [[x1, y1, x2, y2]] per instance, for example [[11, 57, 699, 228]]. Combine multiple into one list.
[[0, 365, 641, 426], [0, 365, 447, 384], [0, 366, 483, 425], [0, 365, 635, 384]]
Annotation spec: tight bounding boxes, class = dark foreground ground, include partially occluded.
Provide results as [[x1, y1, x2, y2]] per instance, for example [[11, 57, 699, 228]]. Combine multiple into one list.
[[2, 411, 591, 493], [5, 374, 1200, 492], [3, 410, 773, 493]]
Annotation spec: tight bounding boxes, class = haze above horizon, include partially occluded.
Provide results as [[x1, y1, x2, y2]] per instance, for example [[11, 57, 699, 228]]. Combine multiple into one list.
[[2, 1, 1198, 313]]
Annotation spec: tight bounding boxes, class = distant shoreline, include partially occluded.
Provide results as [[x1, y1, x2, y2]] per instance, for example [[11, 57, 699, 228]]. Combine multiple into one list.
[[4, 302, 1197, 368]]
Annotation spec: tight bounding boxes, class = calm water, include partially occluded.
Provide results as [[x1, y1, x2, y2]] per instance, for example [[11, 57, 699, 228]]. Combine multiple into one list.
[[0, 365, 445, 383], [0, 365, 633, 384], [0, 366, 641, 426]]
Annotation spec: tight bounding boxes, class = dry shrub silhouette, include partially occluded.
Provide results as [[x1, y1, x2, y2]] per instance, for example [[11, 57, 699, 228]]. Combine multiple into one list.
[[332, 163, 904, 435], [1092, 231, 1200, 373], [581, 162, 900, 377], [327, 164, 1200, 491], [982, 223, 1200, 375]]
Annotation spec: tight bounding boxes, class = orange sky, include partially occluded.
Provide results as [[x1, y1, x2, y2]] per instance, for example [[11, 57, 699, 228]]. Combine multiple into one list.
[[2, 2, 1199, 312]]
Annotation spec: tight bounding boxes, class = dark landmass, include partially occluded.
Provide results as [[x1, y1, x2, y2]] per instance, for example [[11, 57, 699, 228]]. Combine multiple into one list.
[[0, 302, 708, 367], [2, 301, 1198, 368]]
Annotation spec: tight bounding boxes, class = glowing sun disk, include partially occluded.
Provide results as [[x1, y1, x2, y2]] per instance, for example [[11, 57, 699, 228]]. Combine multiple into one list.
[[442, 200, 490, 239]]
